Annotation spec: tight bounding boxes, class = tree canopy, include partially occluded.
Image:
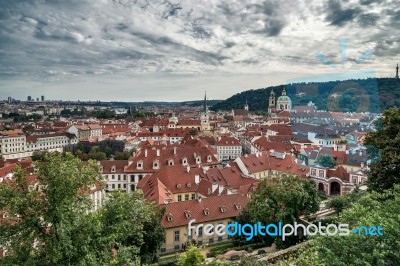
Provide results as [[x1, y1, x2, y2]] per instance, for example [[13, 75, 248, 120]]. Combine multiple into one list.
[[0, 153, 164, 265], [176, 245, 205, 266], [311, 185, 400, 265], [210, 78, 399, 112], [235, 175, 320, 248], [316, 154, 336, 168], [364, 107, 400, 192]]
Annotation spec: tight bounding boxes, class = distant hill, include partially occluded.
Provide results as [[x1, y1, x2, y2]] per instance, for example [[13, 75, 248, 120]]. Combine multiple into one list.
[[210, 78, 400, 113]]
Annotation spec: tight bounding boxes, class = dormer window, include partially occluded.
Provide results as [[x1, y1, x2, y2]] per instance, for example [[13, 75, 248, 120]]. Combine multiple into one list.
[[166, 213, 173, 222], [137, 161, 143, 169], [234, 203, 241, 210], [204, 208, 210, 216], [184, 210, 191, 218], [111, 166, 116, 173], [186, 182, 191, 188], [182, 157, 188, 165], [168, 159, 174, 166], [196, 157, 201, 164], [207, 155, 212, 162], [220, 206, 226, 213], [176, 183, 182, 189], [153, 160, 160, 170]]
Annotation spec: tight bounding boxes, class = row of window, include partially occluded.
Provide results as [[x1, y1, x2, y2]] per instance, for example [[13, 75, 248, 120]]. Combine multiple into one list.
[[218, 146, 241, 149], [177, 193, 196, 202], [0, 137, 25, 142]]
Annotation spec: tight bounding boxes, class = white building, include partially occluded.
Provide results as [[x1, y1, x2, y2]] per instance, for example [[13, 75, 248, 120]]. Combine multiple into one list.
[[26, 133, 78, 153], [216, 136, 242, 161], [0, 130, 28, 159]]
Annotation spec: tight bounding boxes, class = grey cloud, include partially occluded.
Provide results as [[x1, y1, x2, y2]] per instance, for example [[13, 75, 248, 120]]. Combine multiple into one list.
[[359, 0, 377, 6], [325, 0, 361, 26], [162, 1, 183, 19], [0, 0, 398, 101], [357, 13, 380, 27]]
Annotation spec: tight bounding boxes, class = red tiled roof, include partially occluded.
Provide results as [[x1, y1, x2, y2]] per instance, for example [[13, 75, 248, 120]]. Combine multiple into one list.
[[125, 143, 219, 173], [237, 152, 309, 177], [327, 166, 350, 182], [160, 194, 249, 228], [99, 160, 129, 174], [216, 136, 241, 146]]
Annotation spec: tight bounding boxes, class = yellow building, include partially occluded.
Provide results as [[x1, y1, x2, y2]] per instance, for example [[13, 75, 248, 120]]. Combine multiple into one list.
[[159, 193, 248, 254]]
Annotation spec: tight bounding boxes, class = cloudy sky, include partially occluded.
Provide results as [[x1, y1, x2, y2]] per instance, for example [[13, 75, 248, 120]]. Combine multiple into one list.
[[0, 0, 399, 102]]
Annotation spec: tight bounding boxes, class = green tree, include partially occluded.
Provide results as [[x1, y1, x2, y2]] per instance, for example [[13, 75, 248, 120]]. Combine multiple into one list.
[[327, 187, 362, 213], [176, 245, 205, 266], [97, 191, 165, 265], [88, 146, 107, 161], [364, 107, 400, 192], [316, 154, 336, 168], [311, 185, 400, 265], [0, 153, 102, 265], [0, 153, 164, 265], [235, 175, 320, 249]]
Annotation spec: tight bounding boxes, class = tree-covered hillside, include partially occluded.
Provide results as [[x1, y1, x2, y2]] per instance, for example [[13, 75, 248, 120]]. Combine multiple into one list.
[[210, 78, 400, 113]]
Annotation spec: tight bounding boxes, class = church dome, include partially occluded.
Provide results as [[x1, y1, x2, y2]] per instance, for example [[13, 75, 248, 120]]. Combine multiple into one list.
[[277, 95, 291, 102]]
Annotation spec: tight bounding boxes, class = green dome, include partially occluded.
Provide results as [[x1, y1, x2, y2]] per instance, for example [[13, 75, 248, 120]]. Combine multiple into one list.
[[277, 95, 292, 102]]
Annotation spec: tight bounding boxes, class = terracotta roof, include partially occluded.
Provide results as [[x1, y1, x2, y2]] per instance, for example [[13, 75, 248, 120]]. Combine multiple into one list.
[[125, 142, 219, 173], [160, 194, 249, 228], [237, 152, 309, 177], [99, 160, 129, 174], [216, 136, 241, 146], [0, 130, 24, 137], [177, 119, 201, 126], [26, 132, 69, 143], [327, 166, 350, 182]]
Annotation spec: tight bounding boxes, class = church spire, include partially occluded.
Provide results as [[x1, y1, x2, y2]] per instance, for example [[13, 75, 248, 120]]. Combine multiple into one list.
[[203, 91, 208, 113], [396, 63, 399, 79], [282, 85, 287, 96], [244, 99, 249, 111]]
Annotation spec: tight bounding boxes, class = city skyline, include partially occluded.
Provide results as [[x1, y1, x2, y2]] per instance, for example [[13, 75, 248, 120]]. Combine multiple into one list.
[[1, 0, 399, 101]]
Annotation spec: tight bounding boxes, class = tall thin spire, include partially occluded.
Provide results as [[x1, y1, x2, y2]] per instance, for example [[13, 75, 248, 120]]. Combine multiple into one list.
[[282, 85, 287, 96], [396, 64, 399, 79], [203, 91, 208, 113]]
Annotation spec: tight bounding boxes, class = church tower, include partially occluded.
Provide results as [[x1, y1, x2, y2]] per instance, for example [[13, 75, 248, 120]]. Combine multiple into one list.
[[396, 64, 399, 79], [200, 91, 210, 131], [268, 89, 276, 114], [276, 85, 292, 111], [244, 99, 249, 111]]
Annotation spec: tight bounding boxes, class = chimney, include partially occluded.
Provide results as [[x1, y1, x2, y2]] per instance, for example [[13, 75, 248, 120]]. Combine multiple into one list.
[[194, 152, 197, 158], [195, 174, 200, 185], [157, 149, 160, 157], [145, 149, 148, 157], [173, 146, 177, 155], [197, 196, 202, 203], [218, 184, 224, 195], [186, 165, 190, 173], [212, 182, 218, 193]]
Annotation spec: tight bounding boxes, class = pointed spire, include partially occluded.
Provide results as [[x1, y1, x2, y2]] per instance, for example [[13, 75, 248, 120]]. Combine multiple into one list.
[[203, 91, 208, 113], [282, 85, 287, 96], [270, 88, 275, 96], [244, 98, 249, 111], [396, 63, 399, 79]]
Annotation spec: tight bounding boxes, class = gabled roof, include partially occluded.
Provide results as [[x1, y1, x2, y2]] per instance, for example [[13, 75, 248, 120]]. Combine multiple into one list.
[[160, 194, 249, 228]]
